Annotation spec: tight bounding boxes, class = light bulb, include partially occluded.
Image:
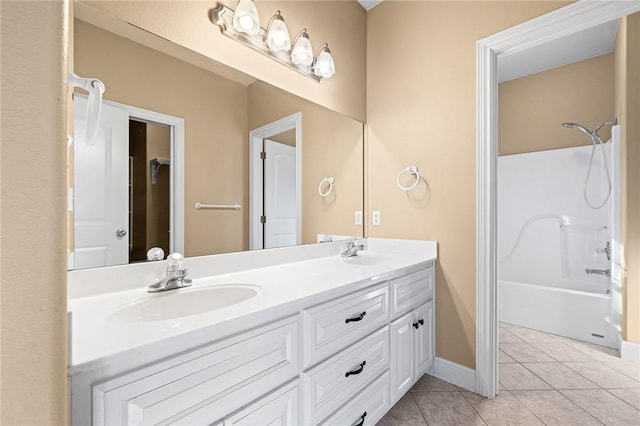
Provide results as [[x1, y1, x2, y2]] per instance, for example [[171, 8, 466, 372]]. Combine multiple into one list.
[[232, 0, 260, 36], [266, 11, 291, 53], [313, 44, 335, 78], [291, 29, 313, 67]]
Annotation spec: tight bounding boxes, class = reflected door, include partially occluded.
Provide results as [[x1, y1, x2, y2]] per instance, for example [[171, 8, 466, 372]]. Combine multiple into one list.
[[74, 97, 129, 268], [263, 139, 297, 248]]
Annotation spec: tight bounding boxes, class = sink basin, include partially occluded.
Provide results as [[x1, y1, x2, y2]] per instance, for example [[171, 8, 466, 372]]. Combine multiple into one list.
[[106, 284, 260, 323]]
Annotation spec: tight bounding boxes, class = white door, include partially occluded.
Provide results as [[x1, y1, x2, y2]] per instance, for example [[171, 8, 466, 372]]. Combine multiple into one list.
[[74, 97, 129, 268], [264, 139, 297, 249], [390, 312, 415, 403]]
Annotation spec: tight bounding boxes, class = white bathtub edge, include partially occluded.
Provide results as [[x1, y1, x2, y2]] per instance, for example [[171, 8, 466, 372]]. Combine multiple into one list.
[[621, 340, 640, 363], [427, 357, 476, 392]]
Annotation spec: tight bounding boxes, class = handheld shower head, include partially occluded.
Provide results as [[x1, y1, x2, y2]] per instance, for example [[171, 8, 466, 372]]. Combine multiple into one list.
[[594, 118, 618, 135], [562, 122, 592, 136]]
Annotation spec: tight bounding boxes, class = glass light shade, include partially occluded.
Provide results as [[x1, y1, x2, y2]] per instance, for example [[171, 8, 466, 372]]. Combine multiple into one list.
[[232, 0, 260, 35], [314, 46, 335, 78], [266, 12, 291, 53], [291, 30, 313, 67]]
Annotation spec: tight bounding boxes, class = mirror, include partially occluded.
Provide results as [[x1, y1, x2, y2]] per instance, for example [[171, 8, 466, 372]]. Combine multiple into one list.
[[71, 15, 364, 270]]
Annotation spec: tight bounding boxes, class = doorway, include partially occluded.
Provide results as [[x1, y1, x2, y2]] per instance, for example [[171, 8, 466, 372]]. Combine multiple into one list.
[[72, 95, 185, 269], [249, 113, 302, 250]]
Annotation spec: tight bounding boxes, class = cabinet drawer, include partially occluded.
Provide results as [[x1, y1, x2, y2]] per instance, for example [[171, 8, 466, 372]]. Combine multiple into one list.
[[390, 266, 433, 319], [302, 326, 390, 425], [319, 371, 390, 426], [93, 316, 299, 426], [303, 282, 389, 367], [224, 379, 301, 426]]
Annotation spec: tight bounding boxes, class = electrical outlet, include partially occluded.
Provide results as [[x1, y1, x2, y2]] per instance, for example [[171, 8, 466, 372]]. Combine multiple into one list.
[[354, 210, 363, 226], [372, 210, 381, 226]]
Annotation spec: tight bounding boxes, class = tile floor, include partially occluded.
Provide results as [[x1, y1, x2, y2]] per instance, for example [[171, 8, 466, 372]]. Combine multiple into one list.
[[377, 322, 640, 425]]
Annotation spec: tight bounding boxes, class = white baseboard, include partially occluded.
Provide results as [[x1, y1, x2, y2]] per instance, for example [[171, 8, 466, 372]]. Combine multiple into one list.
[[621, 340, 640, 363], [427, 357, 476, 392]]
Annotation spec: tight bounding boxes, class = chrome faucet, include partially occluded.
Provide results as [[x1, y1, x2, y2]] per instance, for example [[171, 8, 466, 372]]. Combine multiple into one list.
[[585, 268, 611, 277], [595, 241, 611, 261], [148, 253, 192, 293], [341, 238, 365, 258]]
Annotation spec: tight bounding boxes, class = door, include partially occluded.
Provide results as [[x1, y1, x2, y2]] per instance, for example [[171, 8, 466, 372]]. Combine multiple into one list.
[[390, 311, 415, 403], [74, 97, 129, 268], [414, 301, 434, 375], [263, 139, 297, 248]]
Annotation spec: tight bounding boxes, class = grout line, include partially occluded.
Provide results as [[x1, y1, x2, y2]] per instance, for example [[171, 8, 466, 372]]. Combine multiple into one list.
[[556, 389, 609, 425], [408, 390, 431, 426], [456, 390, 488, 426], [508, 390, 550, 426], [603, 388, 640, 413]]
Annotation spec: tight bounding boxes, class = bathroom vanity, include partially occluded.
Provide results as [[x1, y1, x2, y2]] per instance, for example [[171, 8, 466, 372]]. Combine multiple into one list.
[[68, 238, 437, 425]]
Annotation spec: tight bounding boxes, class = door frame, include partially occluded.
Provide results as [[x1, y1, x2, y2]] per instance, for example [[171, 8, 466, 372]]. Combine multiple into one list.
[[475, 0, 640, 398], [72, 94, 185, 268], [249, 112, 302, 250]]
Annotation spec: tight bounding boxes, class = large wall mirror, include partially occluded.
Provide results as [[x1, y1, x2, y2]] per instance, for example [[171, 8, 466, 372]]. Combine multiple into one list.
[[71, 7, 364, 270]]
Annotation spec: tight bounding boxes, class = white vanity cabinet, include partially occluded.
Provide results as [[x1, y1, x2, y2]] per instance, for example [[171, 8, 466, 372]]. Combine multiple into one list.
[[72, 257, 436, 426], [91, 316, 300, 426], [388, 263, 435, 404]]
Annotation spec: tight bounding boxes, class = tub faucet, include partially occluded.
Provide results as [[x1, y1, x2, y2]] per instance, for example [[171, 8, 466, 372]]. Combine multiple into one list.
[[148, 253, 192, 293], [342, 238, 365, 258], [585, 268, 610, 277]]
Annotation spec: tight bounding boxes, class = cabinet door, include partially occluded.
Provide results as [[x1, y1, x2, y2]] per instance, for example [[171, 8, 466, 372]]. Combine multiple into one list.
[[414, 300, 434, 376], [224, 380, 300, 426], [390, 312, 414, 403]]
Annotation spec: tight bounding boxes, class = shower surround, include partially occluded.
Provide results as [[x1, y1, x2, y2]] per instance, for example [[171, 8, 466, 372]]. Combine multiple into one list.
[[498, 127, 620, 348]]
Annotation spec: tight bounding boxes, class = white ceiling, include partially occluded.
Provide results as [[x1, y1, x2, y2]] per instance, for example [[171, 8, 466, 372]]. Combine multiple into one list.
[[498, 19, 619, 83], [357, 0, 384, 11]]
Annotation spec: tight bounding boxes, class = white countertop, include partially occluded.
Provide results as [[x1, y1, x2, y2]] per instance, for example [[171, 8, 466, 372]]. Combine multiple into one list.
[[68, 238, 437, 374]]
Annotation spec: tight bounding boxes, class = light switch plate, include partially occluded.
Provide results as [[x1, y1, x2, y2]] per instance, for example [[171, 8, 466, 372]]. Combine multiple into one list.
[[372, 210, 381, 226], [355, 210, 363, 226]]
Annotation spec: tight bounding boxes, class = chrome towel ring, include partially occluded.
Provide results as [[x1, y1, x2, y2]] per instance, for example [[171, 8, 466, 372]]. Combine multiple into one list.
[[396, 166, 420, 191], [318, 177, 334, 197]]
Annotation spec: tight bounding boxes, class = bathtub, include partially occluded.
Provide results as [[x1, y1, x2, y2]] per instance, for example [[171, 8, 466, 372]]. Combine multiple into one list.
[[498, 279, 615, 347]]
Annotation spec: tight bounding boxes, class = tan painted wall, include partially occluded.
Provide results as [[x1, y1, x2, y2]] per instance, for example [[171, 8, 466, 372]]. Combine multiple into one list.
[[248, 81, 364, 243], [367, 1, 569, 368], [0, 1, 69, 424], [499, 54, 614, 156], [75, 20, 249, 257], [614, 13, 640, 344], [79, 0, 367, 123]]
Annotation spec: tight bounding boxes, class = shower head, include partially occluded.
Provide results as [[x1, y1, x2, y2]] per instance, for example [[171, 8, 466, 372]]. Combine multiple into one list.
[[594, 118, 618, 135], [562, 122, 592, 136]]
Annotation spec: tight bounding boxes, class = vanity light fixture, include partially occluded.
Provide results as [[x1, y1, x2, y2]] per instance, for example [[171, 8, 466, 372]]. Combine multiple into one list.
[[210, 4, 334, 82], [231, 0, 260, 35], [313, 44, 335, 78], [291, 29, 314, 67], [265, 11, 291, 54]]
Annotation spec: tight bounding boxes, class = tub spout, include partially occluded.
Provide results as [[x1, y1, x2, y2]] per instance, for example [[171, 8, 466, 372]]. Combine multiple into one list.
[[585, 268, 610, 277]]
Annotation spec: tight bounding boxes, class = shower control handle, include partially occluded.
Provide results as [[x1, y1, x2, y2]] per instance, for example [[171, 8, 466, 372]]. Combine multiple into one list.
[[595, 241, 611, 261]]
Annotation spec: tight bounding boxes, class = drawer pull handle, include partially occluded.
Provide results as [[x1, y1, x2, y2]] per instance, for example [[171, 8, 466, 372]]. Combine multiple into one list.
[[352, 411, 367, 426], [345, 311, 367, 323], [345, 361, 366, 377], [413, 318, 425, 329]]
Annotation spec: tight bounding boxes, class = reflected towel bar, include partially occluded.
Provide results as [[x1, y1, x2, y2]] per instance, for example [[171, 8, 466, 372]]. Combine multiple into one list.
[[194, 202, 242, 210]]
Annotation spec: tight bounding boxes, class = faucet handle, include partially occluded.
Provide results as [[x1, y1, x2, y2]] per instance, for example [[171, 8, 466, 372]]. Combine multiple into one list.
[[166, 252, 184, 272]]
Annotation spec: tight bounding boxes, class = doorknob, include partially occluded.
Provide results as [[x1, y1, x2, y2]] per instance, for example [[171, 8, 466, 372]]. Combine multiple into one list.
[[116, 229, 127, 237]]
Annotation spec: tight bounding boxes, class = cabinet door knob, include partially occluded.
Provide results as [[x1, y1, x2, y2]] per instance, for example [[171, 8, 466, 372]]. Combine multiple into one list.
[[351, 411, 367, 426], [413, 318, 425, 329], [345, 311, 367, 323], [345, 360, 366, 377]]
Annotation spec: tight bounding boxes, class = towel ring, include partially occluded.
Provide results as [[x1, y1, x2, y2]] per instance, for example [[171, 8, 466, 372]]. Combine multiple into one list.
[[397, 166, 420, 191], [318, 177, 334, 197]]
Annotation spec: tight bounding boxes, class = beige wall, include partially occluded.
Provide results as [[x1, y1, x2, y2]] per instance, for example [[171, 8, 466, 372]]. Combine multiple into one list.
[[248, 81, 364, 243], [0, 1, 69, 424], [499, 54, 614, 156], [367, 1, 569, 368], [75, 20, 249, 257], [79, 0, 367, 122], [614, 12, 640, 345]]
